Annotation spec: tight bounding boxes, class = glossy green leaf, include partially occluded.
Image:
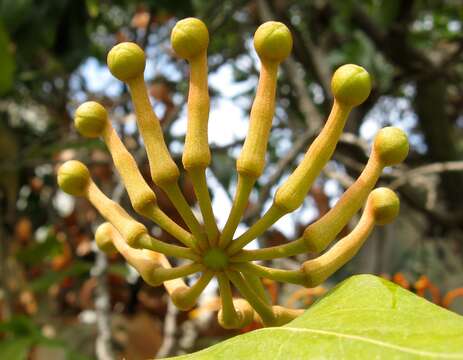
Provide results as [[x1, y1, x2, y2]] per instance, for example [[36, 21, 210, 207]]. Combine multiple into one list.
[[169, 275, 463, 359]]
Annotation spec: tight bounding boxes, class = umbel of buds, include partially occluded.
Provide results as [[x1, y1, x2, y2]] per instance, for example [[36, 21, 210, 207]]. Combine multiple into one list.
[[57, 18, 409, 328]]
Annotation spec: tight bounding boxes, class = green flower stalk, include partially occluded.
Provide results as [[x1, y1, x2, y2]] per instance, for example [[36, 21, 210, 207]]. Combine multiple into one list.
[[57, 17, 409, 329]]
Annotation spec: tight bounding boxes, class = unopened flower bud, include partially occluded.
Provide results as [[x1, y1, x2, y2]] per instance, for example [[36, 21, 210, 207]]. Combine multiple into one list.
[[373, 127, 409, 166], [171, 286, 194, 310], [253, 21, 292, 62], [331, 64, 371, 106], [368, 187, 400, 225], [171, 17, 209, 60], [74, 101, 107, 138], [57, 160, 90, 196], [107, 42, 145, 82], [95, 222, 117, 254]]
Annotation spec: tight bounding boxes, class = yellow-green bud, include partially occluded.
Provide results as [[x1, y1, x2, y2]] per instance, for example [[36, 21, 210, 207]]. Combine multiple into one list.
[[107, 42, 146, 82], [368, 187, 400, 225], [75, 101, 108, 138], [95, 222, 117, 254], [253, 21, 292, 62], [57, 160, 90, 196], [171, 286, 194, 310], [373, 127, 409, 166], [171, 17, 209, 60], [331, 64, 371, 106]]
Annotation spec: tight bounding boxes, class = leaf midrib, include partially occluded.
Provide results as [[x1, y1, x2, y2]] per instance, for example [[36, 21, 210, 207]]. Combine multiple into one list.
[[253, 327, 463, 359]]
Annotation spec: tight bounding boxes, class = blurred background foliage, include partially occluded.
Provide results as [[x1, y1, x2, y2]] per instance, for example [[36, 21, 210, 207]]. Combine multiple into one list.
[[1, 0, 462, 359]]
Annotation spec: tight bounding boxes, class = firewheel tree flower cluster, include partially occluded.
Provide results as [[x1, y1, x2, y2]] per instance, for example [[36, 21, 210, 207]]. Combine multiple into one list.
[[57, 18, 409, 329]]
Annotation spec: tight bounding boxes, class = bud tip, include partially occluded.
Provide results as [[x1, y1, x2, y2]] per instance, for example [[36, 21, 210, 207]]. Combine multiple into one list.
[[75, 101, 107, 138], [171, 17, 209, 60], [107, 42, 145, 82], [254, 21, 292, 62], [57, 160, 90, 196], [331, 64, 371, 106]]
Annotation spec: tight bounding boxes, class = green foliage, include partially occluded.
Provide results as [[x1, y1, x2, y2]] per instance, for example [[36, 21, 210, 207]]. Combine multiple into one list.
[[0, 21, 15, 94], [0, 316, 91, 360], [28, 261, 92, 292], [16, 233, 63, 265], [170, 275, 463, 359]]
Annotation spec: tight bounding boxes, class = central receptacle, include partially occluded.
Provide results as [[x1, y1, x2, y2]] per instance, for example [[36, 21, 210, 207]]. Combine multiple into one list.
[[203, 248, 229, 270]]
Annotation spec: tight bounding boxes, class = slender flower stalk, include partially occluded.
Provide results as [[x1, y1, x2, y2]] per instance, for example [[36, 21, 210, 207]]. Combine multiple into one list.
[[218, 22, 293, 248], [226, 270, 276, 326], [171, 270, 214, 310], [217, 274, 240, 328], [171, 18, 219, 245], [57, 17, 409, 329]]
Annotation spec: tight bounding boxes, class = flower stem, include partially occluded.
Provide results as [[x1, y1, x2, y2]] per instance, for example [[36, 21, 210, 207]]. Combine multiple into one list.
[[217, 273, 240, 328], [229, 238, 306, 262], [245, 273, 271, 305], [162, 182, 207, 251], [226, 204, 282, 255], [154, 263, 204, 284], [302, 153, 382, 253], [226, 270, 276, 326], [136, 234, 200, 261], [171, 271, 214, 310], [302, 208, 375, 286], [218, 174, 255, 248], [233, 262, 307, 286], [145, 205, 197, 250], [188, 168, 219, 245]]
